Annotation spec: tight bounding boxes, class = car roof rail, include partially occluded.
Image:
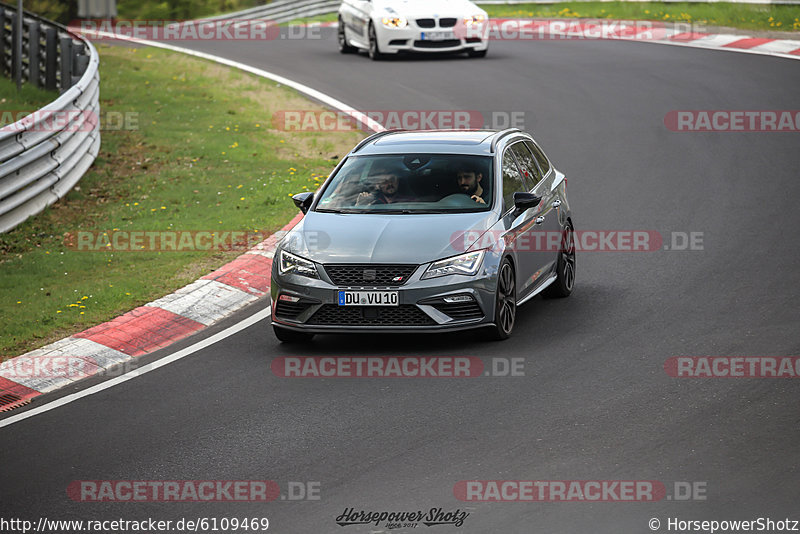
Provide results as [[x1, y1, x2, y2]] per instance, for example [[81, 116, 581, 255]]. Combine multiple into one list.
[[351, 129, 406, 153], [490, 128, 524, 152]]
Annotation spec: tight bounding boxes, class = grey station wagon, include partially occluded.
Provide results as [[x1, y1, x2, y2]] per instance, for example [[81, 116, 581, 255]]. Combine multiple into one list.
[[271, 128, 575, 342]]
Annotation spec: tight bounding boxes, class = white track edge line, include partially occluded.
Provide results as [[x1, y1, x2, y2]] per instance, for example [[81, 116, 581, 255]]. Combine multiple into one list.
[[85, 30, 386, 131], [0, 307, 271, 429]]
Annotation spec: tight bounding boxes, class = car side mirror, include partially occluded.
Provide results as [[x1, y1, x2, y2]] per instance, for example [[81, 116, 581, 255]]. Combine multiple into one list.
[[512, 192, 541, 215], [292, 192, 314, 214]]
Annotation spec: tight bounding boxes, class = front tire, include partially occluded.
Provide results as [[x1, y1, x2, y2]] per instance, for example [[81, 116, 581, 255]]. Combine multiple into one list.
[[482, 258, 516, 341], [273, 325, 315, 343], [368, 23, 385, 60], [338, 17, 356, 53], [543, 221, 576, 298]]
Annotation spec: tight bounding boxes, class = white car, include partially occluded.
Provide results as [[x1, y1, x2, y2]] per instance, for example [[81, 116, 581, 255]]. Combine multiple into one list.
[[337, 0, 489, 60]]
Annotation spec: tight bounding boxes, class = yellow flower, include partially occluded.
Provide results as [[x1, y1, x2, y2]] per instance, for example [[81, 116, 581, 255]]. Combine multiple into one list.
[[134, 202, 139, 206], [82, 296, 88, 300], [160, 206, 166, 210], [240, 197, 245, 201], [57, 310, 62, 313], [16, 300, 21, 304], [80, 311, 85, 315]]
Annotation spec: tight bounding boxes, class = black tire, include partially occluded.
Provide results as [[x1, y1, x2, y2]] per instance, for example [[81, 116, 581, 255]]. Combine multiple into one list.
[[368, 23, 385, 60], [338, 18, 356, 54], [482, 257, 516, 341], [273, 325, 315, 343], [543, 221, 576, 298], [467, 48, 487, 58]]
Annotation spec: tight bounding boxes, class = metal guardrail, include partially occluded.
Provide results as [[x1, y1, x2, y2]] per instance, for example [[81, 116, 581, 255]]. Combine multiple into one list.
[[0, 4, 100, 233]]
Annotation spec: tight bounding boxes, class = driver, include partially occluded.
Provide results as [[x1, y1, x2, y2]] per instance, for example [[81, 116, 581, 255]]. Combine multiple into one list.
[[454, 163, 486, 204], [356, 163, 404, 205]]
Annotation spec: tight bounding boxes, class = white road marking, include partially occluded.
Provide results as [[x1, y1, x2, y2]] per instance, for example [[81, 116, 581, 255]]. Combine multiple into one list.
[[80, 30, 386, 132], [0, 306, 271, 429]]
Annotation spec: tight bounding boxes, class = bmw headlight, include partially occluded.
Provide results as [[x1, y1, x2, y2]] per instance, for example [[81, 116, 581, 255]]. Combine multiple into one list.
[[422, 250, 486, 280], [381, 16, 408, 28], [463, 14, 486, 26], [279, 250, 319, 279]]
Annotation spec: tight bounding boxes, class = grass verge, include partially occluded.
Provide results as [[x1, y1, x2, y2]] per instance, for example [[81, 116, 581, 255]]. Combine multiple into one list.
[[480, 2, 800, 32], [290, 2, 800, 33], [0, 44, 362, 360]]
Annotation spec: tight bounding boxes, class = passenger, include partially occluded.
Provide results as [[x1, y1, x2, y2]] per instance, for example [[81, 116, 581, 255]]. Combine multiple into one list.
[[454, 163, 486, 204]]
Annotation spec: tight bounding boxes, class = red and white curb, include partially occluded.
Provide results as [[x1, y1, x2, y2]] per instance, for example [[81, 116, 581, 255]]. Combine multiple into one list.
[[0, 213, 302, 412]]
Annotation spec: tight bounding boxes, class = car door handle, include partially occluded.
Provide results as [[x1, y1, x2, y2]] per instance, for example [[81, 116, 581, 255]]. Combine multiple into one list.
[[552, 200, 561, 208], [535, 216, 545, 224]]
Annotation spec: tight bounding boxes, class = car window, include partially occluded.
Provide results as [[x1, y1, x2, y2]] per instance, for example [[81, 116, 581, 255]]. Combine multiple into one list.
[[509, 142, 542, 189], [525, 140, 551, 175], [501, 150, 527, 213], [315, 154, 493, 213]]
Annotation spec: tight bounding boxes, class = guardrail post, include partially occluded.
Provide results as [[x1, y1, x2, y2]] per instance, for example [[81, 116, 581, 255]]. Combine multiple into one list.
[[71, 43, 86, 86], [14, 0, 22, 90], [11, 13, 20, 87], [59, 37, 72, 91], [29, 22, 40, 87], [0, 10, 6, 78], [44, 27, 57, 91]]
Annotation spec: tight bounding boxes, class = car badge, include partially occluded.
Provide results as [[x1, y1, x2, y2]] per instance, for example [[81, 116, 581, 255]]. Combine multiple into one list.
[[363, 269, 377, 281], [392, 276, 404, 282]]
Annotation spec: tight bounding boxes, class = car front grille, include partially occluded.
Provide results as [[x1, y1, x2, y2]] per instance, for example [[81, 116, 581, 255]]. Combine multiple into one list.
[[413, 39, 461, 49], [308, 305, 435, 326], [432, 302, 484, 321], [323, 264, 417, 286], [416, 18, 435, 28], [439, 18, 457, 28]]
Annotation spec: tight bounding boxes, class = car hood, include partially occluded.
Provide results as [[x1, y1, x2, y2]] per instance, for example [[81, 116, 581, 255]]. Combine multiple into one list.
[[375, 0, 483, 18], [281, 211, 496, 265]]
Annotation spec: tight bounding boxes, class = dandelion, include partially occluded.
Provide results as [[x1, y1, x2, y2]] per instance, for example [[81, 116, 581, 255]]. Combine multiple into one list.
[[57, 310, 62, 313], [134, 202, 139, 206], [160, 206, 166, 210], [240, 197, 245, 201]]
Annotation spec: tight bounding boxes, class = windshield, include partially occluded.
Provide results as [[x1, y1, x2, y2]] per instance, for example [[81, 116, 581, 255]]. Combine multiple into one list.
[[315, 154, 493, 214]]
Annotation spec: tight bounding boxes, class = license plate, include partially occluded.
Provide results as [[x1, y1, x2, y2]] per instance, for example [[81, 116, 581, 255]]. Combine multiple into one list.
[[420, 31, 454, 41], [338, 291, 398, 306]]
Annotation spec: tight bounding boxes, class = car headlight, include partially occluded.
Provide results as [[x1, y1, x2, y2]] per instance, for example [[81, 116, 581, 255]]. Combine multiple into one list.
[[381, 16, 408, 28], [464, 14, 486, 26], [422, 250, 486, 280], [278, 250, 319, 279]]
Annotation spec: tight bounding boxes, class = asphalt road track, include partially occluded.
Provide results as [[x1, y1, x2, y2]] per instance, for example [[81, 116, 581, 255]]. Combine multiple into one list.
[[2, 28, 800, 533]]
